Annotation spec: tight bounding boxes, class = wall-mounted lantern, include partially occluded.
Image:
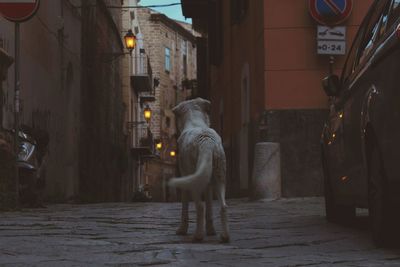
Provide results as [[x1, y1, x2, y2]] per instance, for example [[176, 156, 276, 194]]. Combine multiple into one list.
[[156, 142, 162, 150], [124, 29, 136, 54], [143, 105, 152, 123]]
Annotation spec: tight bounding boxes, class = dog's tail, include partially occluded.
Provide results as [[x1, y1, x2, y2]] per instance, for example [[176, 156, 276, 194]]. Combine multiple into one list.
[[168, 146, 213, 191]]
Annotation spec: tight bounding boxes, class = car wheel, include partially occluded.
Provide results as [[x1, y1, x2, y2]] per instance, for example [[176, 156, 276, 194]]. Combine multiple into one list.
[[322, 156, 355, 224], [368, 143, 394, 246]]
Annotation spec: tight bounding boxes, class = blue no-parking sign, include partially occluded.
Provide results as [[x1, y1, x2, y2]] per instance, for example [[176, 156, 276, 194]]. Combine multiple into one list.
[[309, 0, 353, 26]]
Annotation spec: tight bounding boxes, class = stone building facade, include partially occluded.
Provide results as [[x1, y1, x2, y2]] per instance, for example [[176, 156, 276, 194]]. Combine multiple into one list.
[[0, 0, 131, 203], [136, 8, 198, 201]]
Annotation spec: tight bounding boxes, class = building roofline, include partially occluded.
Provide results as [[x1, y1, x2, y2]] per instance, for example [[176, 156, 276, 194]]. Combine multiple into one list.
[[149, 12, 196, 43]]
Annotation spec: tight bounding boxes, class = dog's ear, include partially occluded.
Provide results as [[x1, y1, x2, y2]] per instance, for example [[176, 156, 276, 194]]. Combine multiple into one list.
[[172, 102, 183, 116], [197, 98, 211, 114]]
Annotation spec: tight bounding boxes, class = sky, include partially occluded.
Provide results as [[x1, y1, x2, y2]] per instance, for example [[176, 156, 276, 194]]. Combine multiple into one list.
[[139, 0, 192, 23]]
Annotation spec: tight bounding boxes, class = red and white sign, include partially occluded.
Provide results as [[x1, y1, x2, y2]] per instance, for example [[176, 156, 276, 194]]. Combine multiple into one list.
[[309, 0, 353, 26], [0, 0, 40, 22]]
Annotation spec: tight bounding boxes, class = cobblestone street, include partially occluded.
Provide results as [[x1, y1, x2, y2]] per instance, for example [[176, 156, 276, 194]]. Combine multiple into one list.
[[1, 198, 400, 266]]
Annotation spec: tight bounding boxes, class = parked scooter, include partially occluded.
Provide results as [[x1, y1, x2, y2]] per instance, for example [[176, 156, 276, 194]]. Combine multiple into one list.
[[16, 125, 49, 207]]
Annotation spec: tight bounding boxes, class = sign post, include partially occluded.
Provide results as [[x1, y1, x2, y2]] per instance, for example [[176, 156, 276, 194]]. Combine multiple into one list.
[[0, 0, 40, 207], [309, 0, 353, 75]]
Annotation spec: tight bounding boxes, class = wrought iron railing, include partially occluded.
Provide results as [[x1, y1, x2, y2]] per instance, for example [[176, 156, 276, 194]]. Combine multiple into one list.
[[136, 125, 154, 152], [131, 54, 153, 94], [133, 55, 152, 76]]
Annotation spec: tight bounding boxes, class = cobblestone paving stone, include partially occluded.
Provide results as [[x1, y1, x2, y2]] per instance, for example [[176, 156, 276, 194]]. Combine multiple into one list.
[[1, 198, 400, 266]]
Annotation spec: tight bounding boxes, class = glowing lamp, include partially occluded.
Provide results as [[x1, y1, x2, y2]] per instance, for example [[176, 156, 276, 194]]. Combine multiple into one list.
[[156, 142, 162, 150], [124, 30, 136, 53], [144, 105, 152, 123]]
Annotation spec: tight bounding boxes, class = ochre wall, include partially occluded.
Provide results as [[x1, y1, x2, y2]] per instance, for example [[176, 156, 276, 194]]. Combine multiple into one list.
[[209, 0, 265, 137], [264, 0, 373, 110], [207, 0, 265, 196]]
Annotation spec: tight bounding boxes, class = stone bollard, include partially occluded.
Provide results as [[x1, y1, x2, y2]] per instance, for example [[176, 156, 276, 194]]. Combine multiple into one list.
[[251, 142, 281, 200]]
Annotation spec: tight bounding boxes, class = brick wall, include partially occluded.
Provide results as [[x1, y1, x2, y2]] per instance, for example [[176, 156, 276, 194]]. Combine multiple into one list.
[[137, 8, 197, 143], [136, 8, 198, 200]]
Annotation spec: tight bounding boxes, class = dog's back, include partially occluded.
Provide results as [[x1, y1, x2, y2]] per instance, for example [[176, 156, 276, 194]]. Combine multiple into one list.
[[178, 127, 225, 180], [168, 97, 226, 192]]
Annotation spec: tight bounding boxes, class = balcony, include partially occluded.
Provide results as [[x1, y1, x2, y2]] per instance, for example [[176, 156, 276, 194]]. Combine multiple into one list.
[[130, 125, 156, 160], [131, 55, 153, 95]]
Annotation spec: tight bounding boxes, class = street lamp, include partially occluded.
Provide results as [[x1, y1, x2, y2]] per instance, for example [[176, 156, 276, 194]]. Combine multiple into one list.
[[124, 30, 136, 54], [143, 105, 152, 123], [156, 141, 162, 150]]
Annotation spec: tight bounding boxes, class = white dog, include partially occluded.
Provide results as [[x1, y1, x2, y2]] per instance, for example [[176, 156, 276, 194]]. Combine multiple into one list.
[[169, 98, 230, 243]]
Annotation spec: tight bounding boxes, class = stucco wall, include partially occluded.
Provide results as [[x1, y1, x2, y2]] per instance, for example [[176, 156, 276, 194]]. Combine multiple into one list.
[[206, 0, 265, 197], [0, 0, 82, 201], [262, 0, 374, 197], [264, 0, 373, 110]]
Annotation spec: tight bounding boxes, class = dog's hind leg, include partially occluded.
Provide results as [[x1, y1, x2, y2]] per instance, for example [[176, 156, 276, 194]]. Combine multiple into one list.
[[205, 184, 216, 236], [192, 192, 205, 242], [216, 181, 230, 243], [176, 190, 189, 235]]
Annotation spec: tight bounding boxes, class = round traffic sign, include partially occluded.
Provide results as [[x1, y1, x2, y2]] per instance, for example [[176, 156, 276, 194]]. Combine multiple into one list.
[[309, 0, 353, 26], [0, 0, 40, 23]]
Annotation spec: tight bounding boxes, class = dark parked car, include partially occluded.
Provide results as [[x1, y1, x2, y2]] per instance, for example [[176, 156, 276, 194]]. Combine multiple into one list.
[[321, 0, 400, 246]]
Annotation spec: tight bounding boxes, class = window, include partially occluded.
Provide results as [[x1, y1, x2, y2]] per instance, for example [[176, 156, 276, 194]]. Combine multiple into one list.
[[358, 19, 381, 63], [165, 47, 171, 72], [341, 26, 366, 83], [388, 0, 400, 29], [183, 55, 187, 78], [357, 0, 391, 64], [341, 0, 390, 83]]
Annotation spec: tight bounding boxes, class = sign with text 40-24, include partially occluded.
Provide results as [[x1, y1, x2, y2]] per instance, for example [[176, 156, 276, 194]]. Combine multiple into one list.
[[317, 40, 346, 55], [317, 26, 346, 55]]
